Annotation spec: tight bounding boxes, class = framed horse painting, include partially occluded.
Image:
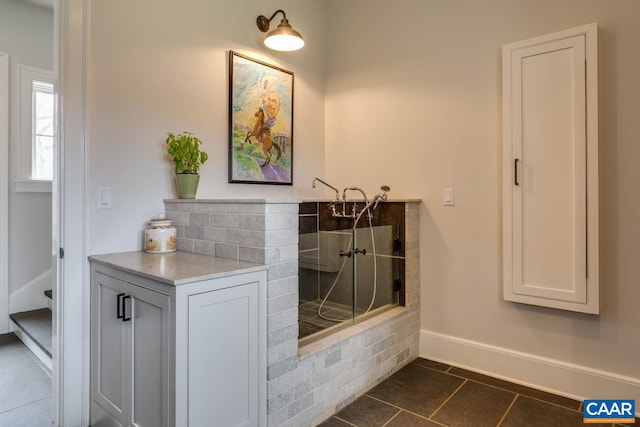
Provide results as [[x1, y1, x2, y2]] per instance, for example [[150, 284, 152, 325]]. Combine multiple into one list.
[[228, 51, 294, 185]]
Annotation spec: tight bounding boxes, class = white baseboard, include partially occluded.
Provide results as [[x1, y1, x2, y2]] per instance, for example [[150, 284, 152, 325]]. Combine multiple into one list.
[[420, 329, 640, 417], [12, 324, 52, 374]]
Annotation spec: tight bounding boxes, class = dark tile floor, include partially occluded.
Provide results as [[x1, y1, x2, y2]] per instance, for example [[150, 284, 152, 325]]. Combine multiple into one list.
[[0, 333, 53, 426], [319, 358, 639, 427]]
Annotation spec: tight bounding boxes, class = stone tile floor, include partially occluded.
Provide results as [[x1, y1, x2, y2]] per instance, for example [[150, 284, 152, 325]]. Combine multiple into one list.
[[319, 358, 639, 427], [0, 333, 53, 427], [299, 300, 367, 339]]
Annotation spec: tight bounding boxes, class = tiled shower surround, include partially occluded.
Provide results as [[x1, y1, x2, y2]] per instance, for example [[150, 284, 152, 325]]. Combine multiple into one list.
[[164, 199, 420, 426]]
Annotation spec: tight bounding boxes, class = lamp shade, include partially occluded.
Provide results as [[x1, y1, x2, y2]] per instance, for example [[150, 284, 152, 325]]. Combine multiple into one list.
[[263, 19, 305, 51]]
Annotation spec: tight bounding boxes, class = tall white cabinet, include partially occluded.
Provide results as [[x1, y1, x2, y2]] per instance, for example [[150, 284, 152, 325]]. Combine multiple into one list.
[[90, 252, 267, 427], [502, 23, 599, 314]]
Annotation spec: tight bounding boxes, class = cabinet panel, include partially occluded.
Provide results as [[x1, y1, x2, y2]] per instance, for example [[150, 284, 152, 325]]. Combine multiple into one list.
[[93, 274, 128, 426], [188, 283, 260, 427], [128, 286, 170, 427], [502, 23, 599, 314], [514, 36, 586, 302], [91, 259, 267, 427]]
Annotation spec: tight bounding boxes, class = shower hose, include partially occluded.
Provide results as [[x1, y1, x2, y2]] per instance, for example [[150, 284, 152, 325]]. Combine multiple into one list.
[[317, 199, 378, 322]]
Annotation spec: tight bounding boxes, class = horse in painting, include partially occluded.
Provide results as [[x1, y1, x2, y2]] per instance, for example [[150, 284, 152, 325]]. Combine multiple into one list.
[[244, 108, 282, 168]]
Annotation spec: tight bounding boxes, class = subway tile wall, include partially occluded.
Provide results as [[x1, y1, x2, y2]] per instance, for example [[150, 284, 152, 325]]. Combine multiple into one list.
[[164, 199, 420, 427]]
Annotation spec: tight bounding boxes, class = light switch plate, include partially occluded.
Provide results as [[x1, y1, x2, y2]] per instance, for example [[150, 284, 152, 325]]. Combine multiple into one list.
[[443, 188, 455, 206], [98, 187, 112, 209]]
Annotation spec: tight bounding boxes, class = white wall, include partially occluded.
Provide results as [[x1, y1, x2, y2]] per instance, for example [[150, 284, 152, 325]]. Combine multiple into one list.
[[325, 0, 640, 396], [84, 0, 640, 408], [0, 0, 54, 312], [88, 0, 326, 255]]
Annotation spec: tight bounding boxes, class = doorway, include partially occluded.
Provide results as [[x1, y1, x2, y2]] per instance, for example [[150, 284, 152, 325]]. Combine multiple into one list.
[[0, 0, 56, 425]]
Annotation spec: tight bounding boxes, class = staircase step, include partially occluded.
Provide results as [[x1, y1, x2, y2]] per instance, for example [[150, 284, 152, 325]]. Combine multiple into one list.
[[9, 308, 52, 358], [44, 290, 52, 299]]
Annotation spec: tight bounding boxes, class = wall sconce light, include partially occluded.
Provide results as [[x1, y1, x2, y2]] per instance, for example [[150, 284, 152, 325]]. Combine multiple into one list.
[[256, 10, 305, 52]]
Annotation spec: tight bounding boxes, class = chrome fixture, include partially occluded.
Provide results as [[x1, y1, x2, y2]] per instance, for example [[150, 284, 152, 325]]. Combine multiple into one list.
[[312, 183, 391, 322], [342, 187, 369, 203], [256, 10, 305, 52], [341, 187, 369, 219], [372, 185, 390, 210], [311, 179, 390, 219], [312, 177, 340, 201]]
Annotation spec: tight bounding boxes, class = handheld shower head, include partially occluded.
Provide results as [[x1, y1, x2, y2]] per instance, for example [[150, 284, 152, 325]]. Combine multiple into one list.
[[373, 185, 391, 209]]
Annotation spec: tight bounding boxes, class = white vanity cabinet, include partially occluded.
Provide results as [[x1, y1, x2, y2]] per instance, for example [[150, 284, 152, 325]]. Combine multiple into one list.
[[90, 252, 267, 427]]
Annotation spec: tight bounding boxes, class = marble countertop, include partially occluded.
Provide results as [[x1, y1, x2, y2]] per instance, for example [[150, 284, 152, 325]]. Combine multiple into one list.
[[299, 198, 422, 203], [89, 251, 265, 286], [163, 198, 421, 204], [163, 198, 301, 204]]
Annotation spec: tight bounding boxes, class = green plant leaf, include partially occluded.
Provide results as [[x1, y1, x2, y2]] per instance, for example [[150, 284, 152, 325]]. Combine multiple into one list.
[[165, 131, 208, 174]]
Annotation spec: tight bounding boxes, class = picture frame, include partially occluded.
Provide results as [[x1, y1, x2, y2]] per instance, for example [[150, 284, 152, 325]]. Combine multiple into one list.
[[228, 50, 294, 185]]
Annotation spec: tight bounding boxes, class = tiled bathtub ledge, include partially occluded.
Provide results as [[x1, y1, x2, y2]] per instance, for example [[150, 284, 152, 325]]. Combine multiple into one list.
[[298, 306, 409, 359]]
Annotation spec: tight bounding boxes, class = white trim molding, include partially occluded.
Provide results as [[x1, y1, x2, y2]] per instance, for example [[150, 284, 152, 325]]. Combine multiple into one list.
[[14, 180, 53, 193], [16, 64, 54, 182], [420, 330, 640, 417], [0, 52, 9, 334], [54, 0, 90, 425]]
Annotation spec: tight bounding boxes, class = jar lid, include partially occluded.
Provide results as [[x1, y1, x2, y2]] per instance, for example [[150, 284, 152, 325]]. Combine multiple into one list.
[[148, 213, 173, 226]]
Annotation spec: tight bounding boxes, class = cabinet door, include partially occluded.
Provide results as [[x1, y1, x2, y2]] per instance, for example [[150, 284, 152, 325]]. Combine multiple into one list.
[[125, 284, 170, 427], [93, 273, 129, 426], [502, 23, 599, 314], [188, 282, 260, 427]]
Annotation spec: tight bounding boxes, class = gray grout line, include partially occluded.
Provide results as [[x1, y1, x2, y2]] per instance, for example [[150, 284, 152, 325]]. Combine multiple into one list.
[[380, 408, 403, 427], [496, 393, 519, 427], [0, 396, 52, 416], [429, 378, 468, 420], [332, 415, 359, 427], [363, 394, 449, 427], [512, 394, 584, 415]]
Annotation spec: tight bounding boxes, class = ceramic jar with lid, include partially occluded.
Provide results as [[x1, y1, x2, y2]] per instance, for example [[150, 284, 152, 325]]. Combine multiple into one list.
[[144, 214, 177, 253]]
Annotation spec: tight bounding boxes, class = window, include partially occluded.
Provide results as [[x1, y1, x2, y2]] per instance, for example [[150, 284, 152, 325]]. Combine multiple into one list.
[[16, 64, 54, 192], [32, 81, 54, 180]]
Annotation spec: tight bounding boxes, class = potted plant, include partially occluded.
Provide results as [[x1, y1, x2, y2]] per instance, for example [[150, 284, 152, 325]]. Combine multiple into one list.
[[165, 131, 208, 199]]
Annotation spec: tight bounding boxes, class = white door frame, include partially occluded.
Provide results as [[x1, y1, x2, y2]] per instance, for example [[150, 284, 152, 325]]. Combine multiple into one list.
[[54, 0, 90, 425], [0, 52, 9, 334]]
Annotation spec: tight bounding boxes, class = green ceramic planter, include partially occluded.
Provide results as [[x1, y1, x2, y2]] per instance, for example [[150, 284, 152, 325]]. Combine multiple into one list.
[[175, 173, 200, 199]]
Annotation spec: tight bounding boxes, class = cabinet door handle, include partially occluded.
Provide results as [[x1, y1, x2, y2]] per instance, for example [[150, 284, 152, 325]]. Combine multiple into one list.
[[122, 295, 131, 322], [116, 293, 125, 319], [514, 158, 520, 186]]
